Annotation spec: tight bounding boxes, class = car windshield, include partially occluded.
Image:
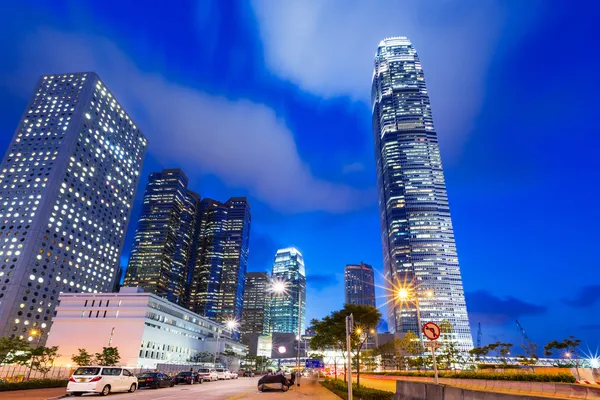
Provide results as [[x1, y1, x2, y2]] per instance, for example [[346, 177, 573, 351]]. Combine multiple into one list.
[[215, 369, 224, 372], [137, 373, 157, 377], [178, 372, 192, 376], [73, 367, 101, 376]]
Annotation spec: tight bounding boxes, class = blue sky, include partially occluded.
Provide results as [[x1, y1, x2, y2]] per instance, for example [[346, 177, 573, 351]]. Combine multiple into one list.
[[0, 0, 599, 353]]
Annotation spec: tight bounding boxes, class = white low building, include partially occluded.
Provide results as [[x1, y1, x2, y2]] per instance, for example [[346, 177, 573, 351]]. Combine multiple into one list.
[[46, 287, 246, 369]]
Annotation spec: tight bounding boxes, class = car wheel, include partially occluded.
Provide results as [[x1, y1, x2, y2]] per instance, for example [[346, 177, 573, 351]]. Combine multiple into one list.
[[153, 383, 159, 389], [100, 385, 111, 396], [170, 382, 175, 387], [129, 383, 137, 393]]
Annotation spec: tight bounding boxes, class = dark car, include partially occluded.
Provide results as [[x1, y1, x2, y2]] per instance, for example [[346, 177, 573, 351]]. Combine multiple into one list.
[[174, 371, 201, 385], [136, 372, 174, 389], [243, 370, 255, 377]]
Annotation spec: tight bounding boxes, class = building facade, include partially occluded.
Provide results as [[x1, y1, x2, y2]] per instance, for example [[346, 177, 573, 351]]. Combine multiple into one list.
[[344, 263, 376, 307], [240, 272, 270, 336], [124, 169, 199, 305], [0, 72, 147, 342], [269, 248, 306, 335], [45, 287, 246, 368], [371, 37, 473, 350], [188, 197, 251, 323]]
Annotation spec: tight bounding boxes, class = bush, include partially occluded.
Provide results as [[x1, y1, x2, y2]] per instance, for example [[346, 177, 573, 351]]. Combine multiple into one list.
[[362, 371, 576, 383], [321, 378, 394, 400], [0, 379, 68, 392]]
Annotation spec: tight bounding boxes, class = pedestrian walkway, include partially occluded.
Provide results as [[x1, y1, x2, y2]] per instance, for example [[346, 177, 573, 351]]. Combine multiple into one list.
[[0, 387, 65, 400], [234, 377, 341, 399]]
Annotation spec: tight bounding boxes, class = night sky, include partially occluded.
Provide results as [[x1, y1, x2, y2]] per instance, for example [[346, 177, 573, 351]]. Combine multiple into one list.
[[0, 0, 599, 353]]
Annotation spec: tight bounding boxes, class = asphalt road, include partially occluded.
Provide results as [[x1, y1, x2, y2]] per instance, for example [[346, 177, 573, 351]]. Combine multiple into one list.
[[79, 378, 258, 400]]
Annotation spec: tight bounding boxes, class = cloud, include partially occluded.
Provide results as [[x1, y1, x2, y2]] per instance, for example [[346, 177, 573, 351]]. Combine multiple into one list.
[[563, 285, 600, 308], [307, 274, 338, 291], [3, 28, 372, 214], [250, 0, 539, 157], [342, 162, 365, 174], [466, 290, 547, 326]]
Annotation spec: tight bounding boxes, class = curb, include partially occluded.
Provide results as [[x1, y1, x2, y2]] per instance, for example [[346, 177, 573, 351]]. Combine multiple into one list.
[[47, 395, 68, 400]]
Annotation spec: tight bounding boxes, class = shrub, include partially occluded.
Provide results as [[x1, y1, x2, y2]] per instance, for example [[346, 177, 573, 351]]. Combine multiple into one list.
[[321, 378, 394, 400], [362, 371, 576, 383], [0, 379, 68, 392]]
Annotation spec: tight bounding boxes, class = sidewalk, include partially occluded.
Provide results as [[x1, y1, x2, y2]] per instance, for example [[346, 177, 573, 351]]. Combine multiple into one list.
[[236, 377, 341, 399], [0, 387, 66, 400]]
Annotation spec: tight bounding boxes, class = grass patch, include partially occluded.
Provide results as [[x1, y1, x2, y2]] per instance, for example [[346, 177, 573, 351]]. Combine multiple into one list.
[[0, 379, 68, 392], [320, 378, 394, 400], [362, 371, 576, 383]]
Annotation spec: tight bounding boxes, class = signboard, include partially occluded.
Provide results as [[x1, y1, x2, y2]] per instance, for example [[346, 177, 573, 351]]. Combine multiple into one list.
[[425, 341, 442, 349], [305, 359, 325, 369], [422, 322, 441, 340]]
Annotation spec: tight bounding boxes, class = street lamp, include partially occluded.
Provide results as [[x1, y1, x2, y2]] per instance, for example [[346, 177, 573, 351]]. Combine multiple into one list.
[[396, 286, 434, 348], [354, 326, 376, 388], [213, 318, 239, 365], [26, 328, 43, 380], [270, 279, 303, 387]]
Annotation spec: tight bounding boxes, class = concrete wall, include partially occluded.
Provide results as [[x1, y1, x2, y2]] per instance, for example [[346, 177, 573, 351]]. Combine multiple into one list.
[[393, 379, 600, 400]]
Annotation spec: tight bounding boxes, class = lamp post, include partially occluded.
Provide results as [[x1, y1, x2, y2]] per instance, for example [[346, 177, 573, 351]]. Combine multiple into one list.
[[270, 279, 303, 387], [213, 319, 238, 366], [396, 286, 433, 349], [26, 329, 43, 380], [354, 327, 375, 388]]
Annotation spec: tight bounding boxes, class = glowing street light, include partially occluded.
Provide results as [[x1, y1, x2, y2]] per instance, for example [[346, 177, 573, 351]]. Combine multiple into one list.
[[397, 288, 409, 300]]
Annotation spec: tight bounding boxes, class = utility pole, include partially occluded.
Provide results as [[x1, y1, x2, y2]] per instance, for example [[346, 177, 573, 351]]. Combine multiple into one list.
[[346, 314, 354, 400]]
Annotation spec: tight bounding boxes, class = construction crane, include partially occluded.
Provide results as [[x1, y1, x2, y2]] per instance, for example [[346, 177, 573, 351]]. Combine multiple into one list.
[[477, 323, 482, 347], [515, 319, 532, 345]]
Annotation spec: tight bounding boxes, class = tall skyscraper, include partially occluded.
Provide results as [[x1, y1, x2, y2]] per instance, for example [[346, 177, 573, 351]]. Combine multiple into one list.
[[189, 197, 250, 323], [372, 37, 473, 350], [345, 262, 376, 307], [269, 248, 306, 335], [123, 169, 199, 305], [0, 72, 147, 341], [240, 272, 270, 336]]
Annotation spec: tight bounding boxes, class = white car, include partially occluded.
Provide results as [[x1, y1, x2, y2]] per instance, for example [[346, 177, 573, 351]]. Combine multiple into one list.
[[214, 368, 228, 380], [67, 366, 137, 396], [197, 368, 218, 382], [229, 370, 238, 379]]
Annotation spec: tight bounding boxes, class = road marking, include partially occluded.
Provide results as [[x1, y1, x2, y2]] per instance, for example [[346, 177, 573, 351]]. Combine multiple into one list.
[[225, 389, 256, 400]]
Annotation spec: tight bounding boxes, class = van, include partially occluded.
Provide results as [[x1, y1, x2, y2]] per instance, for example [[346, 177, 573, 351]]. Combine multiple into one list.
[[67, 366, 138, 396]]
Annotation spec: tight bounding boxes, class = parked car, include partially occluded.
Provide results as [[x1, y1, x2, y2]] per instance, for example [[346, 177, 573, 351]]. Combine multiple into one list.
[[174, 371, 201, 385], [242, 370, 255, 377], [67, 366, 137, 396], [214, 368, 227, 380], [197, 368, 218, 382], [136, 372, 174, 389], [229, 370, 238, 379]]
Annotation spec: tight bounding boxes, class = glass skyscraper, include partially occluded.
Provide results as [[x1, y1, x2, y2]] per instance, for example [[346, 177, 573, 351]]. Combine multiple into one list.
[[240, 272, 270, 336], [188, 197, 250, 323], [0, 72, 147, 342], [345, 262, 376, 307], [269, 247, 306, 335], [124, 169, 199, 305], [372, 37, 473, 350]]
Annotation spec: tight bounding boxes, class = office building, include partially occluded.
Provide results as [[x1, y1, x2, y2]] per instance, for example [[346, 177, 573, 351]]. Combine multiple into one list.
[[123, 169, 199, 305], [0, 73, 147, 342], [189, 197, 251, 323], [345, 262, 376, 307], [269, 248, 306, 335], [372, 37, 473, 350], [45, 287, 246, 369], [241, 272, 270, 336]]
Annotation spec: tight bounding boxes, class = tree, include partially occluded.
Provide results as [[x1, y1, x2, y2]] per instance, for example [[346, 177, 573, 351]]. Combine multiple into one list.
[[517, 340, 539, 372], [544, 336, 582, 380], [220, 350, 238, 369], [310, 304, 381, 385], [71, 348, 93, 366], [468, 346, 489, 362], [437, 320, 461, 370], [94, 347, 120, 366], [0, 336, 30, 365], [30, 346, 60, 378]]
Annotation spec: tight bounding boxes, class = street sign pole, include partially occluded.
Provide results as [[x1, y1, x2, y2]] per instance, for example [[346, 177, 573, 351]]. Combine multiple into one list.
[[346, 314, 353, 400], [422, 322, 441, 386], [430, 344, 439, 384]]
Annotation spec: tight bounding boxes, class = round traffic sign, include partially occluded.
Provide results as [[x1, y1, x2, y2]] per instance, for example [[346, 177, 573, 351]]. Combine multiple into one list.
[[422, 322, 441, 340]]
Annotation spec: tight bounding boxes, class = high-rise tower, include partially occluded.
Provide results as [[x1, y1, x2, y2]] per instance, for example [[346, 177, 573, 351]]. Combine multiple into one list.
[[0, 72, 147, 342], [372, 37, 473, 350], [269, 248, 306, 335], [123, 169, 199, 305], [188, 197, 250, 323], [345, 263, 376, 307], [240, 272, 271, 336]]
